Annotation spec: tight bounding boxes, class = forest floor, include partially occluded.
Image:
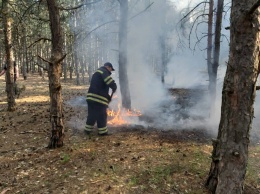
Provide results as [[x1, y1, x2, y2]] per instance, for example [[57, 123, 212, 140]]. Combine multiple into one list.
[[0, 74, 260, 194]]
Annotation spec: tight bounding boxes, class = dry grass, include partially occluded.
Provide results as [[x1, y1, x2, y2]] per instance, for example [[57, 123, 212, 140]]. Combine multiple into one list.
[[0, 74, 259, 194]]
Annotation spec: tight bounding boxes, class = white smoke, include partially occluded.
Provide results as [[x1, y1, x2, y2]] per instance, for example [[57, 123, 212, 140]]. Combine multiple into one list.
[[65, 0, 260, 143], [125, 0, 225, 131]]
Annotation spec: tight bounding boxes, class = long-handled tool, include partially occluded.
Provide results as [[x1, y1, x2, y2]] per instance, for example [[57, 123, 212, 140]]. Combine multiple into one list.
[[110, 91, 115, 101], [108, 91, 115, 110]]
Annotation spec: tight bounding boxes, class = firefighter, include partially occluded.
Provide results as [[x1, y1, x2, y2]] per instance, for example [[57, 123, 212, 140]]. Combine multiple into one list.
[[85, 62, 117, 135]]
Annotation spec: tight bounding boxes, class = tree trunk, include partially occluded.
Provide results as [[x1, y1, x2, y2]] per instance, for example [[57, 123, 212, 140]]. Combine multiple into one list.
[[205, 1, 260, 193], [160, 37, 166, 84], [119, 0, 131, 109], [63, 62, 67, 82], [69, 37, 74, 80], [3, 0, 15, 111], [207, 0, 214, 106], [74, 46, 80, 85], [72, 9, 80, 85], [209, 0, 224, 111], [22, 45, 27, 80], [160, 1, 167, 84], [46, 0, 65, 148]]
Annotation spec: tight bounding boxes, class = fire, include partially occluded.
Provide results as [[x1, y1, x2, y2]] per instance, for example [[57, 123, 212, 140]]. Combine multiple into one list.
[[107, 102, 142, 125]]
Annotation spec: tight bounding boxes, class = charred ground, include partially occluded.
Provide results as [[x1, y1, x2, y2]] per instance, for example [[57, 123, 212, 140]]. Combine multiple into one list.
[[0, 75, 259, 194]]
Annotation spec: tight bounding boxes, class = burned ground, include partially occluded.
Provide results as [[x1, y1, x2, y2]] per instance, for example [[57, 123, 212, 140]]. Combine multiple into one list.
[[0, 75, 259, 194]]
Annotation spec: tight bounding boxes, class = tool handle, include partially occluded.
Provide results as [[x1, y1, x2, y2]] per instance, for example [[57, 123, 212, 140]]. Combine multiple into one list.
[[110, 91, 114, 99]]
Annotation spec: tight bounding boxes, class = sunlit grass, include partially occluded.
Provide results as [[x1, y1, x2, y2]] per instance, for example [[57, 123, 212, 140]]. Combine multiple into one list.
[[125, 143, 211, 193], [247, 145, 260, 187], [16, 96, 50, 103]]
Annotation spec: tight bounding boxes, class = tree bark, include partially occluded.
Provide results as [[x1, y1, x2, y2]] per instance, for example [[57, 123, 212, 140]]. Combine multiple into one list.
[[160, 36, 166, 84], [74, 45, 80, 85], [210, 0, 224, 108], [160, 1, 167, 84], [205, 1, 260, 193], [46, 0, 65, 148], [3, 0, 16, 111], [73, 10, 80, 85], [21, 25, 27, 80], [119, 0, 131, 109], [207, 0, 214, 106]]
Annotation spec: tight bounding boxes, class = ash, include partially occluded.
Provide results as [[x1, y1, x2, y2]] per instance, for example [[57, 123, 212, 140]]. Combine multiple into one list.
[[65, 96, 87, 107], [139, 87, 210, 130]]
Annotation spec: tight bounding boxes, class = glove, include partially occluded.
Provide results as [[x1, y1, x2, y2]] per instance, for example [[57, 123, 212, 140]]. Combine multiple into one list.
[[107, 95, 112, 102], [112, 84, 117, 93]]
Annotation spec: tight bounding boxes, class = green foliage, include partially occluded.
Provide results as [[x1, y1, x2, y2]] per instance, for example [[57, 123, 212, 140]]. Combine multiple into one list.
[[61, 153, 70, 163]]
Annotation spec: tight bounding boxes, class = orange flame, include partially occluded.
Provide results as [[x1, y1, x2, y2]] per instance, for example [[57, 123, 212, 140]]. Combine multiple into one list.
[[107, 102, 141, 125]]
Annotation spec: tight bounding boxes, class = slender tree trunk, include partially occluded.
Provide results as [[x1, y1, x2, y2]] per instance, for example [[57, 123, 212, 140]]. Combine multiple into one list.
[[74, 45, 80, 85], [63, 62, 67, 82], [119, 0, 131, 109], [209, 0, 224, 110], [205, 1, 260, 193], [22, 40, 27, 80], [69, 39, 74, 80], [46, 0, 65, 148], [160, 38, 166, 84], [72, 9, 80, 85], [3, 0, 15, 111], [207, 0, 214, 107], [26, 45, 29, 74], [160, 1, 167, 84]]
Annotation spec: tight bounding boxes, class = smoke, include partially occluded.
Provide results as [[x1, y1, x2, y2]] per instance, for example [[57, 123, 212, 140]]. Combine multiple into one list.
[[127, 1, 176, 109], [65, 0, 260, 143], [65, 96, 87, 132], [66, 96, 87, 107], [125, 0, 220, 131]]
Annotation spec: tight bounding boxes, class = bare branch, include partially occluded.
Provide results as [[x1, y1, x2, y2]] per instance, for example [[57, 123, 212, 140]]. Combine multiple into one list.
[[38, 55, 52, 64], [188, 14, 209, 48], [221, 34, 230, 44], [129, 2, 154, 20], [179, 1, 209, 23], [36, 63, 48, 71], [195, 21, 208, 42], [28, 38, 52, 48], [70, 2, 153, 56], [248, 0, 260, 15], [77, 20, 118, 44], [193, 34, 208, 52], [57, 54, 67, 64], [223, 2, 231, 19], [37, 54, 66, 65], [179, 7, 209, 36], [58, 0, 102, 11]]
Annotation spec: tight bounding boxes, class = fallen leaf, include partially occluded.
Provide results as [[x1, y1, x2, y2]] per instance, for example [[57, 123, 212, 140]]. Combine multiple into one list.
[[1, 188, 11, 194]]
